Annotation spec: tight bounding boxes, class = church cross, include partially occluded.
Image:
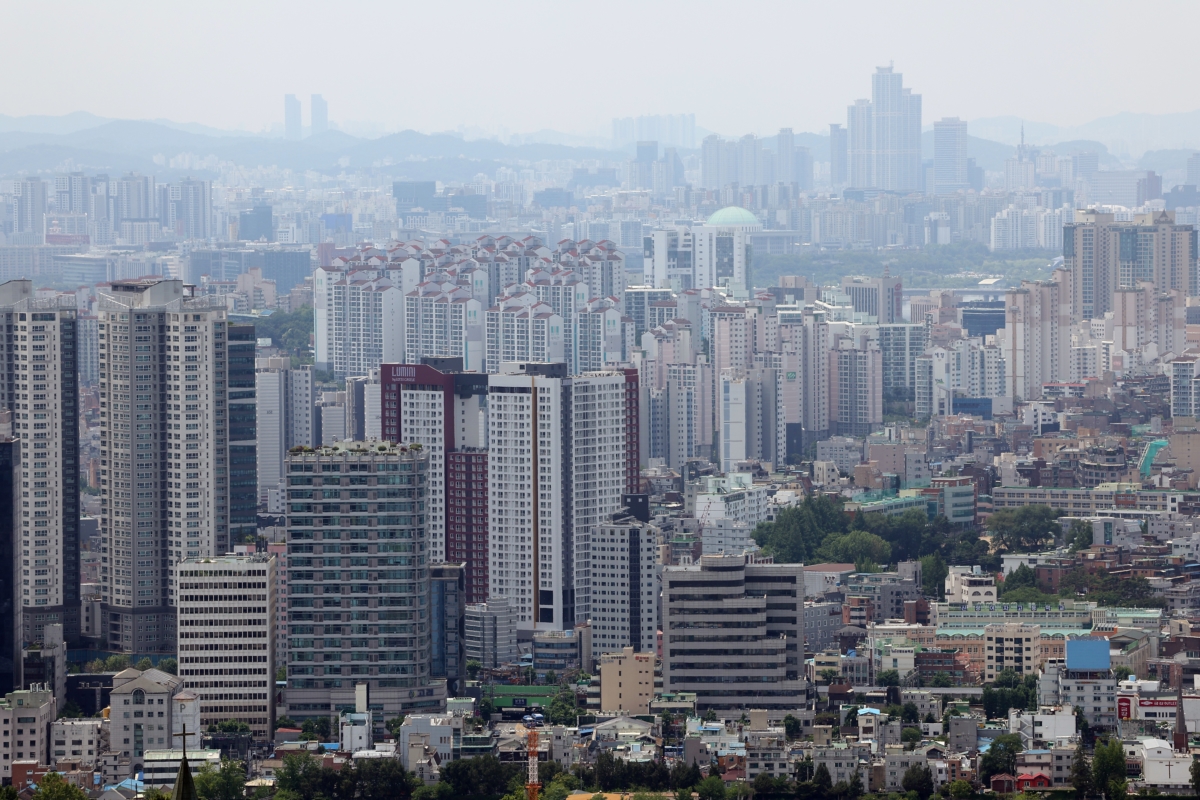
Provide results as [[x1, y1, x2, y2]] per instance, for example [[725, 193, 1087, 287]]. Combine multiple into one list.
[[171, 724, 194, 758]]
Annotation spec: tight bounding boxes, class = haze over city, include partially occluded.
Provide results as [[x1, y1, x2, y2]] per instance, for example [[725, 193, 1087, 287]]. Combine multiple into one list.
[[5, 4, 1200, 800]]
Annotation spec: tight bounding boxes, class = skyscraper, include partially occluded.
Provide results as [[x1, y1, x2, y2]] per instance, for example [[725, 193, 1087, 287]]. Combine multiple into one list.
[[310, 94, 328, 136], [98, 280, 256, 653], [175, 180, 211, 241], [13, 178, 46, 239], [829, 124, 848, 186], [284, 94, 302, 140], [933, 118, 969, 195], [847, 66, 922, 193], [487, 363, 630, 635], [0, 281, 80, 646], [776, 128, 795, 187]]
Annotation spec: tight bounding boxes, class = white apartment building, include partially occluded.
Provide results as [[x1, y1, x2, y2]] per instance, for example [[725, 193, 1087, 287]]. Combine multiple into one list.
[[51, 717, 106, 768], [590, 510, 659, 655], [484, 294, 565, 371], [175, 554, 276, 740], [404, 278, 483, 373], [0, 688, 56, 780], [487, 364, 629, 634], [98, 279, 257, 653], [694, 473, 771, 527], [945, 566, 996, 605], [256, 358, 315, 503], [313, 252, 421, 374], [0, 281, 82, 646]]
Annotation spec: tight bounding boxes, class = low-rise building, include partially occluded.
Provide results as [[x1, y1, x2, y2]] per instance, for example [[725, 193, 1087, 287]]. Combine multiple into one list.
[[50, 718, 106, 768], [599, 648, 655, 714]]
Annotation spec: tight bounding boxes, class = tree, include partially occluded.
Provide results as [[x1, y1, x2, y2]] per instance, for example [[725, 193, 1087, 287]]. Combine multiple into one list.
[[782, 714, 802, 741], [386, 715, 406, 740], [979, 733, 1022, 781], [846, 769, 863, 799], [815, 530, 892, 566], [103, 654, 131, 672], [32, 773, 88, 800], [134, 657, 154, 671], [901, 764, 933, 798], [158, 657, 178, 675], [1067, 519, 1095, 552], [900, 727, 922, 748], [57, 701, 84, 719], [194, 760, 247, 800], [299, 716, 331, 741], [1106, 778, 1128, 800], [544, 670, 558, 686], [812, 764, 832, 790], [1070, 741, 1093, 799], [1092, 737, 1127, 797], [901, 702, 920, 723], [1001, 563, 1037, 595], [948, 779, 972, 799], [546, 689, 578, 725], [1191, 757, 1200, 799], [466, 660, 482, 681], [695, 776, 726, 800], [670, 760, 702, 792], [876, 669, 900, 687], [986, 505, 1061, 553], [930, 673, 952, 688], [920, 553, 949, 599], [818, 668, 839, 685]]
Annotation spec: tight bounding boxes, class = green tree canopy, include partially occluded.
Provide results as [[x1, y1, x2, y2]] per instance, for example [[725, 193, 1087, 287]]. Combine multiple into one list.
[[987, 505, 1061, 553], [195, 760, 246, 800], [979, 733, 1023, 781], [815, 530, 892, 566]]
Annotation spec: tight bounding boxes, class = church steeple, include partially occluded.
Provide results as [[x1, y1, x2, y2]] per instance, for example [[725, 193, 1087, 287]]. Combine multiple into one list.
[[1174, 683, 1189, 753]]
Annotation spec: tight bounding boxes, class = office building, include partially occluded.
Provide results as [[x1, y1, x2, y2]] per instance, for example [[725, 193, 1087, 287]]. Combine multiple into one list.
[[175, 554, 276, 739], [829, 124, 848, 186], [487, 363, 631, 634], [933, 118, 969, 194], [283, 442, 447, 721], [0, 283, 81, 647], [598, 647, 655, 714], [176, 180, 212, 241], [847, 66, 922, 193], [98, 280, 256, 653], [464, 598, 517, 669], [380, 359, 487, 577], [310, 95, 328, 136], [662, 554, 805, 713], [589, 506, 659, 656], [284, 95, 301, 141], [238, 206, 273, 243], [841, 274, 903, 324]]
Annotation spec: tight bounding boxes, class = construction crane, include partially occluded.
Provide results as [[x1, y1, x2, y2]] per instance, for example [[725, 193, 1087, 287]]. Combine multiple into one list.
[[525, 729, 541, 800]]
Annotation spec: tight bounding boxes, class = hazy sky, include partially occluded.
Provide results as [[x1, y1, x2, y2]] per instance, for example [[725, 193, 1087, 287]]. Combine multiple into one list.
[[6, 0, 1200, 138]]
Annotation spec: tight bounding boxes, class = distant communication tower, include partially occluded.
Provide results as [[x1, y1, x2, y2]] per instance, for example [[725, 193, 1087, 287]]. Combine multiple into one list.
[[526, 729, 541, 800]]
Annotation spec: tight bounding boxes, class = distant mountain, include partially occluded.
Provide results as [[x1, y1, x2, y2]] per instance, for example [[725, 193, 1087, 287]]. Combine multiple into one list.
[[0, 118, 625, 180], [968, 111, 1200, 158], [0, 112, 112, 135]]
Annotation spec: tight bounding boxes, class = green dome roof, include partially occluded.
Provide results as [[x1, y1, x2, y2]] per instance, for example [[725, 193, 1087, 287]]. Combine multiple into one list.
[[706, 206, 762, 227]]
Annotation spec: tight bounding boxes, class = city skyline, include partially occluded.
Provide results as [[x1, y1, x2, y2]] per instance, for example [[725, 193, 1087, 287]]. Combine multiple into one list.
[[4, 1, 1200, 144]]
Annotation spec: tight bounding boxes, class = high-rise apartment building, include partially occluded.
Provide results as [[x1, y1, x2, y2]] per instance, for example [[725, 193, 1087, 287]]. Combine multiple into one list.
[[1064, 209, 1199, 319], [830, 339, 883, 437], [1000, 269, 1074, 401], [176, 180, 212, 241], [487, 363, 630, 635], [662, 554, 805, 713], [847, 67, 922, 193], [841, 274, 904, 324], [176, 554, 276, 739], [310, 95, 328, 136], [589, 505, 659, 656], [0, 439, 18, 695], [284, 95, 302, 141], [256, 358, 315, 503], [283, 442, 447, 724], [933, 118, 969, 195], [380, 359, 487, 579], [97, 280, 256, 653], [0, 282, 80, 646]]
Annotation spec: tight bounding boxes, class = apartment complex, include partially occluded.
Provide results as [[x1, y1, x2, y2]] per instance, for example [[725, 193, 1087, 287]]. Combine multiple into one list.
[[97, 279, 257, 653], [487, 363, 631, 634], [255, 357, 315, 503], [175, 554, 276, 739]]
